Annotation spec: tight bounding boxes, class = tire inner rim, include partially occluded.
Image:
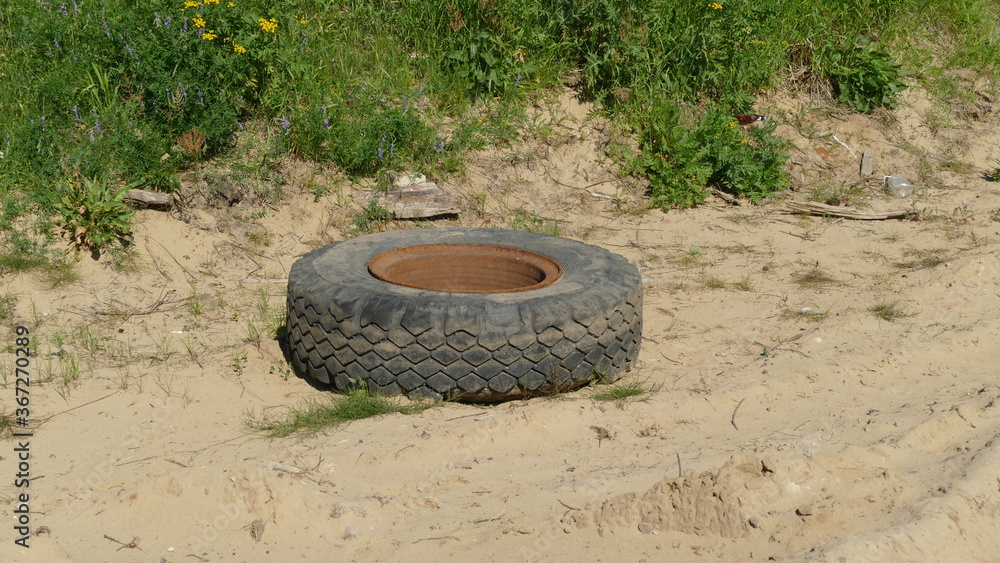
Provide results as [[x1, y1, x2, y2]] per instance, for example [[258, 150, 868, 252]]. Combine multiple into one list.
[[368, 243, 563, 293]]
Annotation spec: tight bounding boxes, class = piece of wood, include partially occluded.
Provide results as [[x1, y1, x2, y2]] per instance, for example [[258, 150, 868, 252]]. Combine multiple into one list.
[[372, 182, 460, 219], [787, 200, 912, 220], [125, 189, 173, 206], [710, 186, 739, 205]]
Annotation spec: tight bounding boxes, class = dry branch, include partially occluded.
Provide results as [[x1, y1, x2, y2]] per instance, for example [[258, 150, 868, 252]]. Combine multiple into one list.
[[787, 201, 912, 220]]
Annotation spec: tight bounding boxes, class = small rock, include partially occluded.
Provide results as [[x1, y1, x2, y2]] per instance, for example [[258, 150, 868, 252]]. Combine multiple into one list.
[[749, 516, 760, 528], [638, 521, 656, 534], [517, 526, 534, 535], [796, 504, 814, 517], [454, 460, 473, 469], [860, 150, 876, 177]]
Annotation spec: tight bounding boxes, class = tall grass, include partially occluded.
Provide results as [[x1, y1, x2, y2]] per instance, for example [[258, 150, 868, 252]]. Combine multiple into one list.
[[1, 0, 999, 256]]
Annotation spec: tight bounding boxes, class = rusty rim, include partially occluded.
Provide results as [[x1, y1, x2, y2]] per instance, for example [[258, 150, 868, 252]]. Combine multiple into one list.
[[368, 243, 563, 293]]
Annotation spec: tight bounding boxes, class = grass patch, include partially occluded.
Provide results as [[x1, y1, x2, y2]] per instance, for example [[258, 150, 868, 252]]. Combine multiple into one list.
[[870, 300, 915, 321], [793, 266, 839, 287], [893, 248, 948, 270], [250, 388, 435, 438], [591, 376, 656, 405]]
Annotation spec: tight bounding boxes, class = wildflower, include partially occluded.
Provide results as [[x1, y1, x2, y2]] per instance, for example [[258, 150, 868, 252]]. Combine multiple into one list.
[[202, 29, 217, 40], [197, 89, 204, 104], [232, 43, 247, 54], [192, 15, 206, 28], [60, 3, 67, 15], [235, 120, 243, 131], [298, 17, 307, 24], [164, 16, 172, 26], [205, 0, 220, 4], [280, 115, 290, 134], [708, 2, 722, 9], [124, 42, 136, 58], [227, 2, 235, 6], [102, 21, 110, 37], [435, 140, 444, 153], [378, 135, 386, 159], [182, 0, 199, 10], [53, 37, 60, 50], [259, 17, 277, 33], [323, 117, 330, 129], [72, 105, 80, 122]]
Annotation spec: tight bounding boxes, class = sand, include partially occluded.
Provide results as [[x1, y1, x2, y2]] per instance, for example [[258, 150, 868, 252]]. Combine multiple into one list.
[[3, 84, 1000, 562]]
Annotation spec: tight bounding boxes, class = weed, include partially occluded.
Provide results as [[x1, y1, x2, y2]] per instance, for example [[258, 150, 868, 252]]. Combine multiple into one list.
[[231, 352, 248, 377], [731, 275, 755, 292], [591, 375, 656, 405], [351, 199, 392, 235], [893, 248, 948, 270], [825, 38, 909, 113], [703, 275, 727, 289], [249, 387, 435, 438], [53, 177, 134, 253], [793, 266, 839, 287], [507, 210, 558, 235], [870, 300, 915, 321], [0, 295, 14, 323]]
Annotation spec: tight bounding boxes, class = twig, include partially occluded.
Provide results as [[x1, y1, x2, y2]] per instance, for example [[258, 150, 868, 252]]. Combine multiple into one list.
[[787, 201, 912, 220], [104, 534, 142, 551], [731, 398, 746, 430], [558, 499, 581, 511], [710, 186, 739, 205], [675, 451, 682, 477], [412, 536, 460, 544]]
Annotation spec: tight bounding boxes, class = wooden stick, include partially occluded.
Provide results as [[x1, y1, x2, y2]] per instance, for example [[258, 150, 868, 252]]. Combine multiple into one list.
[[787, 201, 913, 220]]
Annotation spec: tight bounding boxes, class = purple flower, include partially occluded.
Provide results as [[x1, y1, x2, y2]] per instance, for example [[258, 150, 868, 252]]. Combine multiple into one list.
[[124, 42, 136, 59], [164, 16, 172, 26], [72, 105, 80, 122], [390, 142, 395, 157], [53, 37, 60, 50], [435, 140, 444, 153], [323, 118, 330, 129], [40, 116, 46, 131], [182, 18, 188, 33], [321, 105, 327, 116], [60, 3, 67, 15], [280, 115, 290, 134], [72, 0, 78, 13], [102, 21, 110, 37], [235, 120, 243, 131], [514, 74, 522, 89], [178, 82, 187, 100], [197, 90, 204, 105]]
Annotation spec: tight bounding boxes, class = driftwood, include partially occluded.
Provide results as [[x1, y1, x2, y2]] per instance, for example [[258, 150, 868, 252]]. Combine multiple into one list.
[[125, 189, 173, 206], [787, 200, 913, 220], [369, 182, 460, 219]]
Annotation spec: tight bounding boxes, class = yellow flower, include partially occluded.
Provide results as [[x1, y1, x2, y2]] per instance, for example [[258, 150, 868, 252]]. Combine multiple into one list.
[[227, 1, 235, 6], [182, 0, 199, 10], [192, 15, 207, 28], [298, 17, 308, 24], [204, 0, 220, 4], [233, 43, 247, 54], [258, 17, 277, 33], [708, 2, 723, 9], [202, 29, 217, 40]]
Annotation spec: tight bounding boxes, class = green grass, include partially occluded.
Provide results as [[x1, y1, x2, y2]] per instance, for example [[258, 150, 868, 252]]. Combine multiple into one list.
[[1, 0, 999, 257], [591, 376, 656, 405], [870, 300, 915, 321], [250, 388, 435, 437]]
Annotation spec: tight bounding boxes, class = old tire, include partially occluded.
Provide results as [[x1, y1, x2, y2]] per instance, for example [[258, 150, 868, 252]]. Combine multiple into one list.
[[285, 228, 642, 402]]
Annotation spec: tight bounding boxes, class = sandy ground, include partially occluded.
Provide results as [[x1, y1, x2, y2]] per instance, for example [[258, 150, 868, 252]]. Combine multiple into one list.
[[4, 84, 1000, 562]]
